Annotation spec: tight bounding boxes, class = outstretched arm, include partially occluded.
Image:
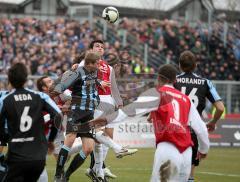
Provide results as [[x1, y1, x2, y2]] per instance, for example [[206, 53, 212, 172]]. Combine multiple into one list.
[[110, 67, 123, 107], [91, 88, 160, 128], [51, 70, 79, 95]]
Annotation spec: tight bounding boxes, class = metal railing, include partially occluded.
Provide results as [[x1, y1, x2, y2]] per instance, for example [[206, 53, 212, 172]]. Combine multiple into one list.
[[0, 75, 239, 114]]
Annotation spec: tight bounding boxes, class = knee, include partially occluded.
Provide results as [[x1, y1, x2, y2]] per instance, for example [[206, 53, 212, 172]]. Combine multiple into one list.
[[64, 133, 76, 147], [82, 145, 94, 156]]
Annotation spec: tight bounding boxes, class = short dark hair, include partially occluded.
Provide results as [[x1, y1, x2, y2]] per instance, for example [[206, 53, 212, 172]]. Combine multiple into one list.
[[84, 52, 100, 65], [158, 64, 177, 84], [89, 40, 104, 49], [37, 76, 48, 91], [8, 63, 28, 88], [179, 50, 196, 73]]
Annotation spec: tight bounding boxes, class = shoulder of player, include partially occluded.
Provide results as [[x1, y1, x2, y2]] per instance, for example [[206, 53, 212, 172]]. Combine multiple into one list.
[[160, 86, 191, 102], [0, 90, 14, 103], [176, 72, 200, 78], [100, 59, 111, 68], [75, 66, 86, 78], [0, 90, 10, 99], [204, 78, 216, 88], [176, 72, 186, 78], [192, 72, 207, 80], [24, 88, 50, 100]]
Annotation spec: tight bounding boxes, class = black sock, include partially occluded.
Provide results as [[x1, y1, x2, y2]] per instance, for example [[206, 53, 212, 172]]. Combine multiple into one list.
[[102, 161, 106, 169], [90, 152, 95, 169], [55, 146, 70, 177], [188, 178, 194, 182], [65, 150, 86, 178], [0, 153, 4, 163]]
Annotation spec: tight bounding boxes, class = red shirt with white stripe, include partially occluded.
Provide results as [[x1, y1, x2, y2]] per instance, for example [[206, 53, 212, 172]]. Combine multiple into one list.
[[108, 85, 209, 154], [98, 60, 111, 95], [150, 85, 192, 153]]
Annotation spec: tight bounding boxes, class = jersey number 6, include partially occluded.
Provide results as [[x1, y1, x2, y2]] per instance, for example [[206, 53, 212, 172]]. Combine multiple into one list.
[[20, 106, 33, 132]]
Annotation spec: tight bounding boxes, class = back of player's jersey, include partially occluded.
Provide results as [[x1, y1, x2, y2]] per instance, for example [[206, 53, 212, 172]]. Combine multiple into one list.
[[174, 72, 221, 115], [151, 86, 192, 153], [0, 88, 60, 162]]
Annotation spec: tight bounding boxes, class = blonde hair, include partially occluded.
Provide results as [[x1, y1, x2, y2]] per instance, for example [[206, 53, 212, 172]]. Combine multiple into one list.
[[84, 51, 100, 65]]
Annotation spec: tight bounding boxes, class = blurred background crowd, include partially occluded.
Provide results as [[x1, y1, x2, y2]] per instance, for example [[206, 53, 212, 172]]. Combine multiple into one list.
[[0, 17, 240, 91]]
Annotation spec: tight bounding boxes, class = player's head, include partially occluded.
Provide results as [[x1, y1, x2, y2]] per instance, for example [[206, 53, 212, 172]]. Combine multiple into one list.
[[89, 40, 104, 57], [179, 50, 196, 73], [37, 76, 53, 93], [8, 63, 28, 89], [84, 51, 100, 72], [158, 64, 177, 86]]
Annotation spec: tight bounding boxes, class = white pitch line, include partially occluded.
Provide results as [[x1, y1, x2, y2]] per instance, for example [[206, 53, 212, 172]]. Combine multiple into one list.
[[47, 167, 240, 178], [198, 171, 240, 178], [47, 167, 151, 171]]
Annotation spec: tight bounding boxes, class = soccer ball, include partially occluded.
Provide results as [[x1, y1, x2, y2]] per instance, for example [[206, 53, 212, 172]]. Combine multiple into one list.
[[102, 7, 119, 24]]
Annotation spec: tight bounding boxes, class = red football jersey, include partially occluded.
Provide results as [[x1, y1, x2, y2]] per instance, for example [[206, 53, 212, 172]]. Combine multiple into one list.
[[151, 85, 193, 153], [44, 95, 65, 136], [97, 60, 111, 95], [43, 112, 52, 136]]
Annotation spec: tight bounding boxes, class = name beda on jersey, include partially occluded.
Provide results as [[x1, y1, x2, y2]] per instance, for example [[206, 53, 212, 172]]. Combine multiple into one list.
[[177, 77, 205, 85], [14, 94, 32, 101]]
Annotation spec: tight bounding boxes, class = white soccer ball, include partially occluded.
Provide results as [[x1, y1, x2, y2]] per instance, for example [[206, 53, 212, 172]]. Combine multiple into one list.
[[102, 7, 119, 24]]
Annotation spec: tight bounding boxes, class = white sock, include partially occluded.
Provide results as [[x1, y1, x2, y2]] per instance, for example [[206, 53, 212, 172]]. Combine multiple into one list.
[[68, 143, 82, 155], [38, 167, 48, 182], [93, 143, 104, 177], [95, 131, 122, 153], [102, 144, 109, 162]]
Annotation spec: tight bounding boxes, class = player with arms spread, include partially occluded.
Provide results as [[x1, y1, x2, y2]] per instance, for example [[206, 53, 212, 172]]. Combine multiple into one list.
[[174, 51, 225, 182], [91, 64, 210, 182]]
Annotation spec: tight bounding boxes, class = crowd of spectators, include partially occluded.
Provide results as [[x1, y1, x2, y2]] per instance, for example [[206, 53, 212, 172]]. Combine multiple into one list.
[[0, 17, 154, 88], [114, 18, 240, 80], [0, 17, 240, 91], [0, 17, 98, 76]]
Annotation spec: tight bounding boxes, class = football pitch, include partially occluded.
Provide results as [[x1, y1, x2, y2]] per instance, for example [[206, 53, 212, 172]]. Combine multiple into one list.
[[47, 147, 240, 182]]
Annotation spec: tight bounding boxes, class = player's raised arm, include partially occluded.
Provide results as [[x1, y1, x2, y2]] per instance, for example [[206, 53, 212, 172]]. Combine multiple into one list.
[[51, 69, 80, 95], [109, 66, 123, 107], [188, 101, 210, 156], [91, 87, 160, 127]]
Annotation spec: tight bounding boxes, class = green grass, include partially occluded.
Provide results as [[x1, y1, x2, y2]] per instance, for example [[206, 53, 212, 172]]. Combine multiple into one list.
[[47, 148, 240, 182]]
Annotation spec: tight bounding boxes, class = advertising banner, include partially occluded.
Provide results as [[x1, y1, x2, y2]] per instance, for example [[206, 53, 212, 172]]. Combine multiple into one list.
[[113, 117, 240, 148]]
